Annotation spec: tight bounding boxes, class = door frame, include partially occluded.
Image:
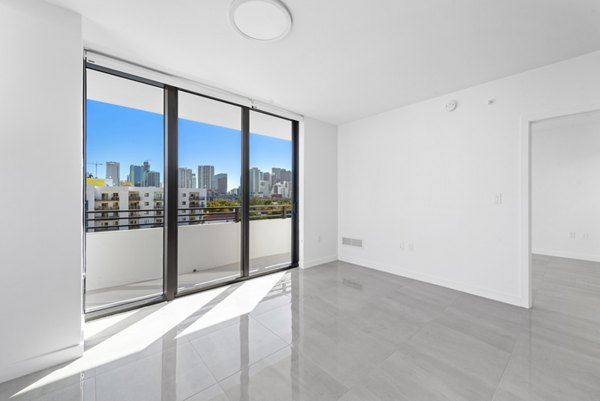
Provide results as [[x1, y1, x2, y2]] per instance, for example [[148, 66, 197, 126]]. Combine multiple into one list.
[[520, 103, 600, 308]]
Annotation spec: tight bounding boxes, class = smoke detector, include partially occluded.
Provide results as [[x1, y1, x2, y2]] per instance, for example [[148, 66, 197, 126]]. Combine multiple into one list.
[[230, 0, 293, 42]]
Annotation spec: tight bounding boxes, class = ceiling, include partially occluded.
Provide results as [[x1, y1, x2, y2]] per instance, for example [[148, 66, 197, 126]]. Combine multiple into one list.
[[47, 0, 600, 125]]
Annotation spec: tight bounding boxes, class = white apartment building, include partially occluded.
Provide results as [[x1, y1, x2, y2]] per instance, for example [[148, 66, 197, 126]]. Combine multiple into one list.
[[86, 185, 208, 231]]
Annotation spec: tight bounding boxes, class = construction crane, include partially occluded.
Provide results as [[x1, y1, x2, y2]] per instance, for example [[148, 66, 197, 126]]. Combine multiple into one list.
[[87, 162, 103, 178]]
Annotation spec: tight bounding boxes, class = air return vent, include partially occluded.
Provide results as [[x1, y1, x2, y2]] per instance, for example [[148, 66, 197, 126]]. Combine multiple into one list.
[[342, 237, 363, 247]]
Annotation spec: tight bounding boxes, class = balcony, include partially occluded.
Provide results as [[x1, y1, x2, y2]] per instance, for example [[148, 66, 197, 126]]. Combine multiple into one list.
[[86, 218, 291, 294], [84, 206, 292, 308]]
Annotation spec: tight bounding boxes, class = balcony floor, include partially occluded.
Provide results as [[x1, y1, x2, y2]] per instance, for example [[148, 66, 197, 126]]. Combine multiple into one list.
[[85, 252, 292, 311], [2, 256, 600, 400]]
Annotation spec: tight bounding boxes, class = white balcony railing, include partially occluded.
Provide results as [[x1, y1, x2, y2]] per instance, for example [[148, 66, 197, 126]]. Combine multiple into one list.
[[85, 219, 292, 291]]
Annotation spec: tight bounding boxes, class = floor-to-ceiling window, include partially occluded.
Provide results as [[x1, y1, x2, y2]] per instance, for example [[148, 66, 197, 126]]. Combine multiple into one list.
[[84, 62, 299, 317], [249, 111, 294, 274], [84, 68, 165, 313], [177, 91, 243, 291]]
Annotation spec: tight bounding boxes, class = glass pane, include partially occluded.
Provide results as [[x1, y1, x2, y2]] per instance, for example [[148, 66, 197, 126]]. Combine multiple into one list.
[[177, 91, 242, 291], [249, 111, 293, 274], [85, 69, 165, 312]]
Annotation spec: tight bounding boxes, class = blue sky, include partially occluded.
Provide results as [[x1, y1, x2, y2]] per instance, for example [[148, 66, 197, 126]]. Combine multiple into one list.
[[86, 100, 292, 190]]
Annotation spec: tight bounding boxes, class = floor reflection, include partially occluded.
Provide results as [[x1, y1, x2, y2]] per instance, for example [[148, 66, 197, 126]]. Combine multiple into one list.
[[2, 258, 600, 400]]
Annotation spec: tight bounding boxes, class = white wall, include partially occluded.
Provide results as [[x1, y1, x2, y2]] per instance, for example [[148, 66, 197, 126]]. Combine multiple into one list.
[[532, 111, 600, 262], [0, 0, 83, 383], [301, 118, 338, 268], [338, 50, 600, 307]]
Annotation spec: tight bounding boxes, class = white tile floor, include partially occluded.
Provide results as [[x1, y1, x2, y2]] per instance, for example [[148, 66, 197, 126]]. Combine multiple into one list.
[[1, 255, 599, 400]]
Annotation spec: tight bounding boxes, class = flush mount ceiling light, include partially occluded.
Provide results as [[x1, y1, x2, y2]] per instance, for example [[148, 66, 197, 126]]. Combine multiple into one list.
[[230, 0, 292, 42]]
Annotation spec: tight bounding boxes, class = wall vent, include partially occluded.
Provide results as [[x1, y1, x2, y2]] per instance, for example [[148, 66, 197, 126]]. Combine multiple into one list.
[[342, 237, 363, 247]]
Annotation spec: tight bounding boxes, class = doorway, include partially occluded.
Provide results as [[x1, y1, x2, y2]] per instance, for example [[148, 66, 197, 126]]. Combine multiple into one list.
[[529, 109, 600, 315]]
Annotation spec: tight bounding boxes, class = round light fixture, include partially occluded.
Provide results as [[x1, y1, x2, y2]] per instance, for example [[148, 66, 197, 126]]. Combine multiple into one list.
[[230, 0, 292, 42]]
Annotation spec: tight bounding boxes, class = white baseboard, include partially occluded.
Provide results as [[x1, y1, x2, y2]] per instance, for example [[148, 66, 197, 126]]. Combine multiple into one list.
[[338, 256, 528, 308], [532, 248, 600, 263], [0, 342, 83, 385], [301, 255, 338, 269]]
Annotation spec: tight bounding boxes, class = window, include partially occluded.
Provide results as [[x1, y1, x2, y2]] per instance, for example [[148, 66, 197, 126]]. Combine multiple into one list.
[[84, 67, 165, 313], [84, 62, 298, 318], [249, 111, 294, 274], [177, 91, 243, 290]]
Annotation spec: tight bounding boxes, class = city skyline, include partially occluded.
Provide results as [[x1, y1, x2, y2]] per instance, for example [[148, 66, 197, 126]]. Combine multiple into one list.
[[87, 99, 293, 191], [96, 159, 291, 194]]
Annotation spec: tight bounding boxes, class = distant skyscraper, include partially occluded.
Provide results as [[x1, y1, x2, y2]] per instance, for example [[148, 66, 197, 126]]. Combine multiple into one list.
[[214, 173, 228, 195], [105, 161, 120, 186], [250, 167, 261, 195], [143, 160, 151, 173], [259, 180, 271, 196], [178, 168, 193, 188], [129, 164, 144, 187], [191, 173, 197, 189], [271, 167, 282, 183], [280, 169, 292, 182], [198, 165, 215, 190], [271, 167, 291, 184], [146, 171, 161, 187]]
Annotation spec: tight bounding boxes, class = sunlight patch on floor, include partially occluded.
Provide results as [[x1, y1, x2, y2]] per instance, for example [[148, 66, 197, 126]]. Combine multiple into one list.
[[176, 272, 285, 339], [13, 286, 229, 397]]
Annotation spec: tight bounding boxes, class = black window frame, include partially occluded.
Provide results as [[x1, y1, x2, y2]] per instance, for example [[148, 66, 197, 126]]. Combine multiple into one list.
[[83, 61, 300, 320]]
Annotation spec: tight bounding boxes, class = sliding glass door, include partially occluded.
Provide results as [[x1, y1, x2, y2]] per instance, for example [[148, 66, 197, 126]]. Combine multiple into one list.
[[84, 68, 165, 312], [177, 92, 243, 291], [84, 62, 298, 317], [249, 111, 294, 274]]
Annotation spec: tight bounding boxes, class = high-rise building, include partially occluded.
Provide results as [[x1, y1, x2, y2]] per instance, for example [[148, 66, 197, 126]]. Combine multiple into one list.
[[178, 167, 193, 188], [191, 173, 197, 189], [281, 168, 292, 182], [146, 171, 161, 187], [272, 181, 291, 198], [198, 165, 215, 190], [129, 165, 144, 187], [259, 180, 271, 196], [271, 167, 282, 183], [271, 167, 291, 184], [249, 167, 261, 195], [105, 161, 120, 186], [214, 173, 228, 195]]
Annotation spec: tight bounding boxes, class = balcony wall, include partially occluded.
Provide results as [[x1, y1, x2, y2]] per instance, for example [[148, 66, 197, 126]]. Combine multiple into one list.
[[86, 219, 291, 291]]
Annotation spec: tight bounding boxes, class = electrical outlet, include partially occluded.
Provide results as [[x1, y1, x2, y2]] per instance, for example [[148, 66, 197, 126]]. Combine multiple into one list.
[[569, 232, 577, 239]]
